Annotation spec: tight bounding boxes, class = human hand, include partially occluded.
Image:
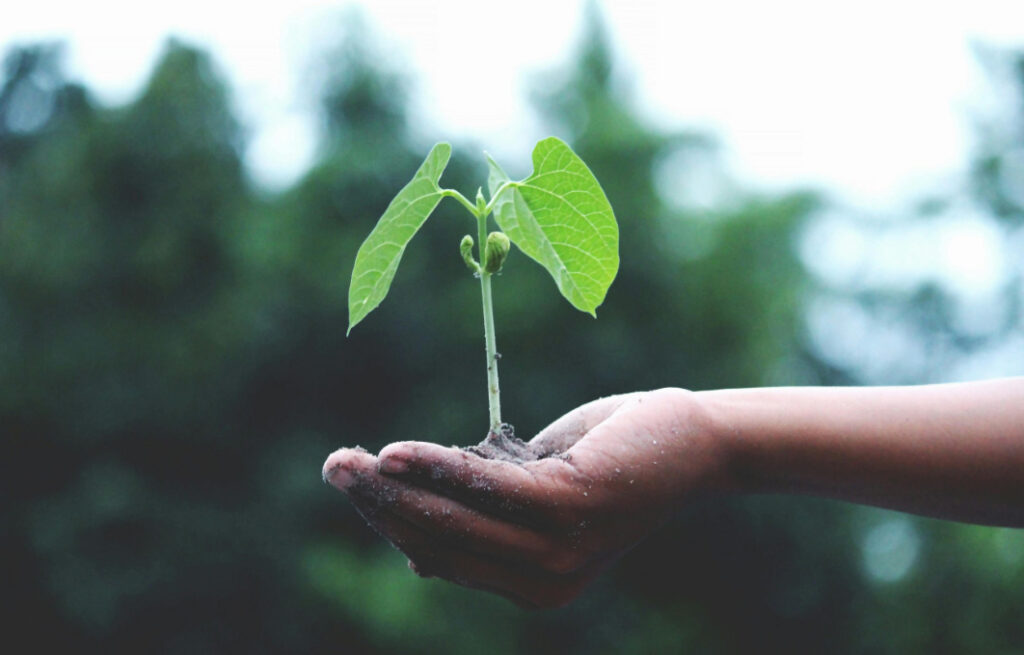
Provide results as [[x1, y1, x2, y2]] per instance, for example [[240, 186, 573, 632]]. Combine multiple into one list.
[[322, 388, 733, 608]]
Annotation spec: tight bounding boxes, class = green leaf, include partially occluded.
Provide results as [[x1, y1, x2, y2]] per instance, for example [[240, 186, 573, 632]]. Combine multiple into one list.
[[487, 137, 618, 316], [348, 143, 451, 334]]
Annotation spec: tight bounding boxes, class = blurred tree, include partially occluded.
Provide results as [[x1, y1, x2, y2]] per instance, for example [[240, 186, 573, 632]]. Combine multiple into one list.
[[0, 39, 327, 653], [973, 51, 1024, 227]]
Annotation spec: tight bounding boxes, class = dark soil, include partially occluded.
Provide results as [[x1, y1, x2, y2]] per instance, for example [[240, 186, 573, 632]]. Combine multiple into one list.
[[463, 423, 556, 464]]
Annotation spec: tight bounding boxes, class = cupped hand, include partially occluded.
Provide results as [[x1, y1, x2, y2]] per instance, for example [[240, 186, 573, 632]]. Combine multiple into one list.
[[322, 388, 733, 609]]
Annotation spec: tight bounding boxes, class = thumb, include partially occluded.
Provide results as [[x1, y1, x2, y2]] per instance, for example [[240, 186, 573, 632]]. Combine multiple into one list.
[[529, 393, 639, 456]]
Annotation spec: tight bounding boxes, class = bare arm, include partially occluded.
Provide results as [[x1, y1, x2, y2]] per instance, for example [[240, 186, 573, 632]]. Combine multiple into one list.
[[322, 378, 1024, 608], [703, 378, 1024, 527]]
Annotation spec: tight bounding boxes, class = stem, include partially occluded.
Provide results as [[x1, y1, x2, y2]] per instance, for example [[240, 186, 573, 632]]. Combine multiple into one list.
[[482, 181, 517, 215], [446, 185, 504, 432], [441, 189, 478, 216], [477, 211, 502, 433]]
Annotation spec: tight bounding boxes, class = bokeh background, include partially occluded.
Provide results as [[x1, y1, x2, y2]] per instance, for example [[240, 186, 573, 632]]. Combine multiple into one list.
[[3, 2, 1023, 652]]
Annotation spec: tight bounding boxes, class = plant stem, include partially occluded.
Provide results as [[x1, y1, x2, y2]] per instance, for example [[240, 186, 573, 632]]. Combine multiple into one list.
[[440, 188, 478, 215], [477, 211, 502, 433], [482, 181, 517, 215]]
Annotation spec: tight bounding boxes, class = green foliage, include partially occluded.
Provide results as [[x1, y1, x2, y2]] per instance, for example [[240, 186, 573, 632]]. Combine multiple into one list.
[[488, 137, 619, 316], [347, 143, 451, 333], [348, 136, 618, 331]]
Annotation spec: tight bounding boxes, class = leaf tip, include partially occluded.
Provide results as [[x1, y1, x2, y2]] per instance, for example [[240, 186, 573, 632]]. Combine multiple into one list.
[[534, 135, 570, 153], [429, 142, 453, 168]]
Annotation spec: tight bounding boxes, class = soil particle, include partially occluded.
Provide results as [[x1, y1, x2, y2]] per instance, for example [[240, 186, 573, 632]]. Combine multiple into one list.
[[463, 423, 556, 464]]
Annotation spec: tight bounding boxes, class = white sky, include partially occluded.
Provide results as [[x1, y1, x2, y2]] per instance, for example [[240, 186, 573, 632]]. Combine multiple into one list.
[[3, 0, 1024, 205]]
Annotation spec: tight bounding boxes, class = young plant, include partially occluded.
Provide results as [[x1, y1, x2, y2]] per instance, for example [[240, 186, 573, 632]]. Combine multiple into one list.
[[348, 137, 618, 436]]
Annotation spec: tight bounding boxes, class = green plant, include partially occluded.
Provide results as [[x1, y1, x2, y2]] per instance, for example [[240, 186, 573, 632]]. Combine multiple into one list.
[[348, 137, 619, 433]]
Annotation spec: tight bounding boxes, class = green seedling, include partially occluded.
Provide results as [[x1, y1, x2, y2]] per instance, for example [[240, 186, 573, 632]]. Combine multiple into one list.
[[348, 137, 619, 434]]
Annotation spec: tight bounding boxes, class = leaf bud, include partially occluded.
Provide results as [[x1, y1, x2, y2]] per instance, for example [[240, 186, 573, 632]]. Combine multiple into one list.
[[460, 234, 480, 272], [475, 187, 487, 214], [484, 231, 511, 274]]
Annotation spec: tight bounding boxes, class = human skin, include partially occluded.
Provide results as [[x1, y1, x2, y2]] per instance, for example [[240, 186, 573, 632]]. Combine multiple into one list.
[[322, 378, 1024, 609]]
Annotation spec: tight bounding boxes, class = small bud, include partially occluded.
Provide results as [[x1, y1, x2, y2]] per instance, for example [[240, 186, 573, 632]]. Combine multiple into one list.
[[475, 187, 487, 214], [460, 235, 480, 272], [484, 231, 511, 274]]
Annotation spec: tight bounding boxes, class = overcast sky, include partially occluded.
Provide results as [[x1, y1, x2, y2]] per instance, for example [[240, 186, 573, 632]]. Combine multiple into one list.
[[3, 1, 1023, 205]]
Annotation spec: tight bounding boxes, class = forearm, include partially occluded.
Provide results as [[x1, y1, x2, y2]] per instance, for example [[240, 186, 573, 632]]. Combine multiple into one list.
[[697, 379, 1024, 527]]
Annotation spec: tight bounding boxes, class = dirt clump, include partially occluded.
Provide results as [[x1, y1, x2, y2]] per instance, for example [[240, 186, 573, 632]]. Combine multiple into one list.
[[463, 423, 556, 464]]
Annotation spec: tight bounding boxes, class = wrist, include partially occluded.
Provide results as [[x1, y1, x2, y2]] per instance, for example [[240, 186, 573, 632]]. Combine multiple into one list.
[[647, 387, 742, 501], [692, 389, 763, 496]]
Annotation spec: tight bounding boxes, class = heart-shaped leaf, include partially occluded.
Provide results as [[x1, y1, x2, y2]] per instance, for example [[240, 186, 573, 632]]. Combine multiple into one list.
[[488, 137, 618, 316]]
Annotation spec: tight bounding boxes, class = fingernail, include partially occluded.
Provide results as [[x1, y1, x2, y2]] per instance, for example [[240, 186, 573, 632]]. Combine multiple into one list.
[[378, 457, 408, 475], [323, 462, 354, 488]]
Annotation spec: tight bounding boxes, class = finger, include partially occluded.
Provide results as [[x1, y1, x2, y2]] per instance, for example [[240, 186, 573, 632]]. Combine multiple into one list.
[[327, 447, 601, 607], [354, 500, 596, 609], [342, 494, 536, 607], [343, 489, 440, 562], [423, 546, 594, 610], [343, 461, 565, 566], [376, 441, 581, 524], [322, 446, 378, 491], [529, 393, 640, 455]]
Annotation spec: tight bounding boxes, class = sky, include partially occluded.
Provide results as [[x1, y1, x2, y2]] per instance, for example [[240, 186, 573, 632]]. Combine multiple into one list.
[[3, 0, 1024, 207]]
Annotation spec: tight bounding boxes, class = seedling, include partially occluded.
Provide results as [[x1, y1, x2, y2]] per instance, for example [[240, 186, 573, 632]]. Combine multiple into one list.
[[348, 137, 618, 436]]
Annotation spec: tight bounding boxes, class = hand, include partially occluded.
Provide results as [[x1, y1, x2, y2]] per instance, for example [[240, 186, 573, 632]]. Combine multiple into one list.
[[322, 388, 734, 608]]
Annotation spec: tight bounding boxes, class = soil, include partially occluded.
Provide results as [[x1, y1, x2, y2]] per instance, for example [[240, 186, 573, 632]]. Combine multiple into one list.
[[463, 423, 556, 464]]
